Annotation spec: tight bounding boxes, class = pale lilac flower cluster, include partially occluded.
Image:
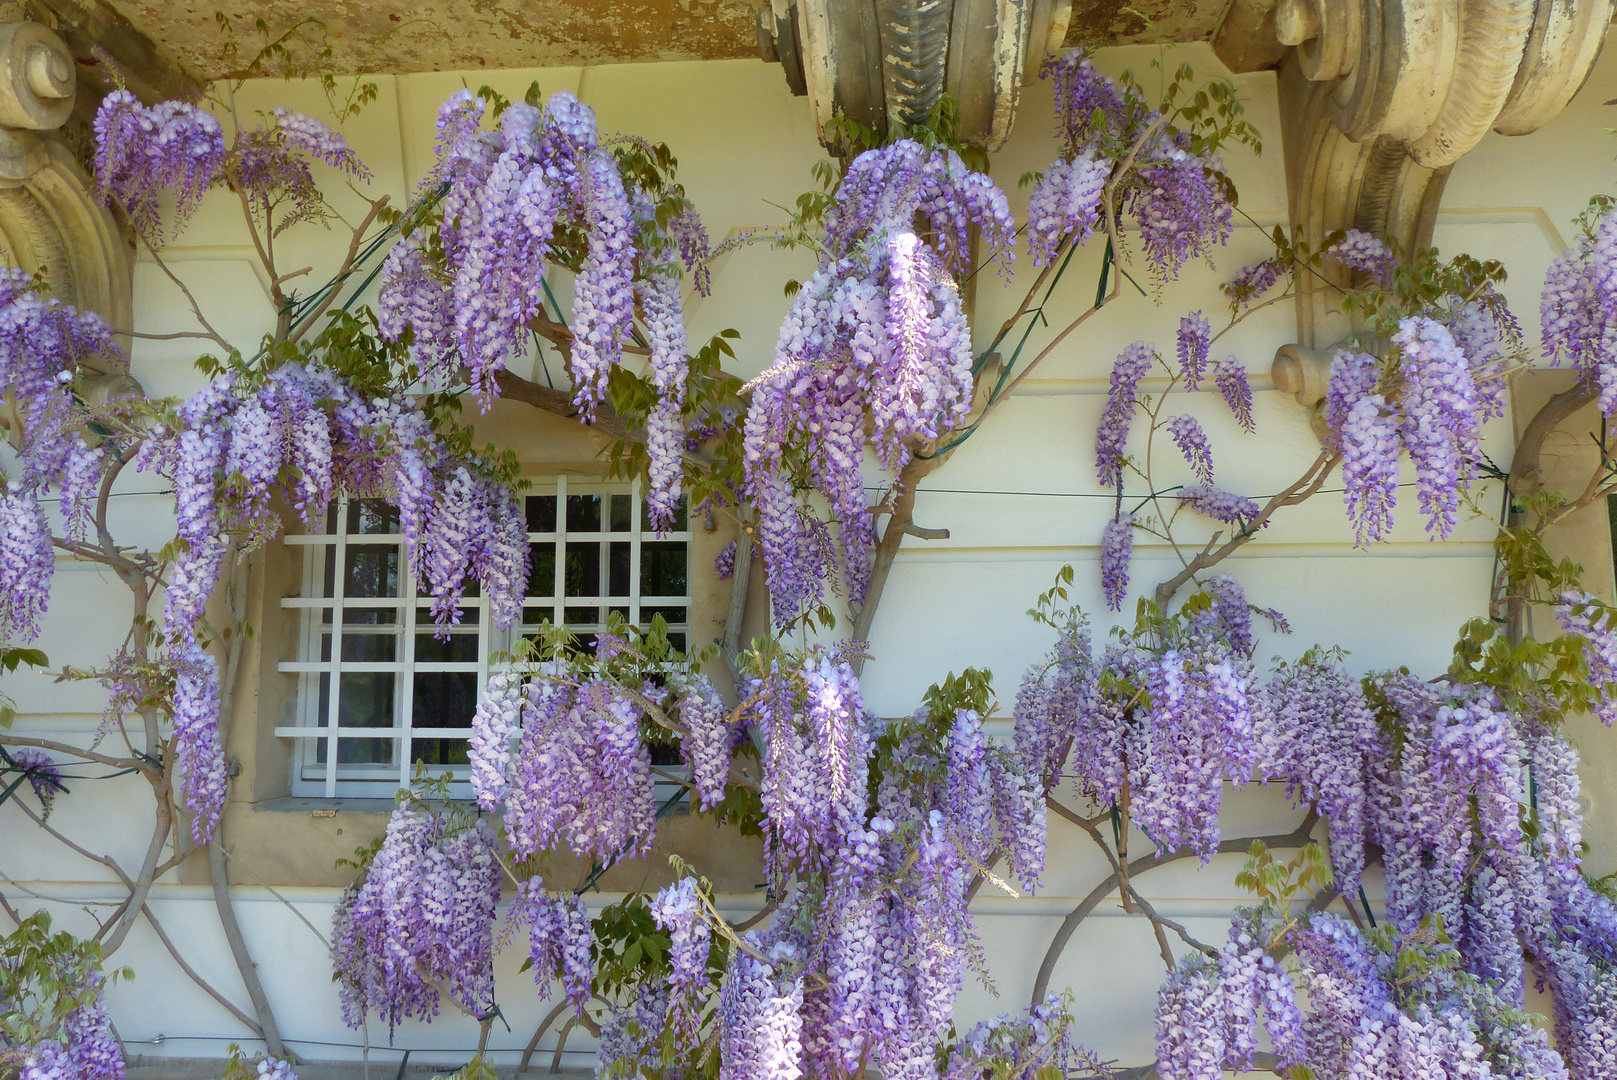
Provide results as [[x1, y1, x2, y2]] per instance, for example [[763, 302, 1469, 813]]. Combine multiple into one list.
[[379, 88, 702, 463], [92, 90, 225, 241], [650, 876, 712, 1000], [1026, 152, 1109, 265], [236, 109, 371, 234], [1323, 314, 1493, 544], [1176, 483, 1260, 526], [1167, 414, 1215, 484], [1213, 358, 1254, 432], [1555, 591, 1617, 725], [468, 670, 522, 810], [254, 1059, 297, 1080], [745, 139, 1014, 621], [1541, 208, 1617, 414], [942, 996, 1106, 1080], [1012, 616, 1097, 793], [473, 675, 656, 861], [330, 806, 503, 1028], [1176, 311, 1211, 387], [1256, 656, 1380, 898], [1223, 258, 1282, 310], [719, 941, 804, 1080], [171, 644, 228, 842], [517, 879, 594, 1013], [1036, 51, 1233, 280], [1100, 513, 1134, 612], [1155, 916, 1305, 1080], [678, 675, 734, 812], [1095, 342, 1155, 489], [0, 487, 53, 644], [1324, 229, 1396, 286], [597, 983, 672, 1078], [714, 538, 737, 580]]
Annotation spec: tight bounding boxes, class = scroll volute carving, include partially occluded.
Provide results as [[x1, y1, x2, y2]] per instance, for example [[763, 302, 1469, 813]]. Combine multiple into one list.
[[1266, 0, 1613, 433], [0, 20, 132, 369]]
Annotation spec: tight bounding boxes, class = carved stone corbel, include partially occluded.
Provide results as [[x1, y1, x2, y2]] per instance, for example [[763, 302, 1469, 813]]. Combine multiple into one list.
[[759, 0, 1072, 151], [1239, 0, 1614, 423], [0, 19, 131, 364]]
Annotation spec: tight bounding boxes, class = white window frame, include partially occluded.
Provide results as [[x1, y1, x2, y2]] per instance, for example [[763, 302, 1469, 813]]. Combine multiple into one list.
[[275, 476, 692, 798]]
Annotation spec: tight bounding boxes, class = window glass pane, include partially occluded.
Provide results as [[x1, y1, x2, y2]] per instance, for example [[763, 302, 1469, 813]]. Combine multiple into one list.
[[566, 542, 601, 596], [415, 632, 479, 663], [567, 494, 601, 532], [641, 496, 687, 532], [640, 542, 688, 597], [527, 543, 556, 596], [526, 495, 558, 533], [348, 500, 401, 535], [338, 672, 395, 727], [608, 605, 630, 621], [345, 546, 400, 598], [668, 632, 687, 654], [322, 545, 336, 597], [609, 542, 631, 596], [641, 605, 688, 627], [411, 738, 470, 766], [610, 494, 633, 532], [343, 607, 398, 626], [337, 738, 394, 765], [341, 632, 397, 663], [417, 607, 477, 627], [413, 672, 479, 727], [565, 605, 600, 625], [522, 606, 555, 626]]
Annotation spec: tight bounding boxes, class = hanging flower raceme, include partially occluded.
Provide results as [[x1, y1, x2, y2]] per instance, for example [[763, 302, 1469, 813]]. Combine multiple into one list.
[[517, 879, 594, 1015], [1542, 206, 1617, 415], [744, 139, 1014, 624], [943, 996, 1106, 1080], [92, 91, 225, 243], [377, 91, 709, 526], [330, 802, 503, 1030], [1322, 314, 1492, 544], [1031, 51, 1233, 280], [1555, 591, 1617, 726]]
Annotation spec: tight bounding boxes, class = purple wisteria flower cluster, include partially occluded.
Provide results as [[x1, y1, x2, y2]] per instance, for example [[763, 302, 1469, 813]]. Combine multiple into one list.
[[377, 91, 707, 531], [1090, 333, 1256, 608], [1542, 206, 1617, 415], [515, 878, 594, 1014], [1323, 305, 1514, 545], [330, 801, 503, 1028], [743, 139, 1014, 623], [137, 360, 529, 840], [1030, 51, 1234, 280], [942, 995, 1107, 1080], [1555, 591, 1617, 726], [0, 268, 119, 646]]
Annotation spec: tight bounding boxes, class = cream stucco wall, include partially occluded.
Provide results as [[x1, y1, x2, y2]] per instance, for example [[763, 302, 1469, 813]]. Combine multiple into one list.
[[5, 30, 1617, 1072]]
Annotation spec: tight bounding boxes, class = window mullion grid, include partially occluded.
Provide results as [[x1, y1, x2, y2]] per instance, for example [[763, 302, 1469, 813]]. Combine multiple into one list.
[[399, 543, 419, 790], [553, 474, 567, 630], [629, 476, 642, 630], [323, 497, 349, 799]]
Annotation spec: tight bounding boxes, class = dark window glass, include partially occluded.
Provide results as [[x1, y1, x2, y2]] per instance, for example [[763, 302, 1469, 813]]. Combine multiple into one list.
[[641, 605, 688, 627], [640, 542, 688, 597], [321, 738, 395, 765], [411, 738, 470, 766], [565, 605, 600, 625], [345, 546, 400, 598], [609, 542, 631, 596], [567, 494, 602, 532], [610, 494, 633, 532], [526, 495, 558, 533], [415, 632, 479, 663], [343, 607, 397, 626], [566, 542, 601, 596], [341, 632, 397, 663], [527, 543, 556, 596], [412, 671, 478, 727], [338, 672, 395, 727], [348, 500, 401, 535]]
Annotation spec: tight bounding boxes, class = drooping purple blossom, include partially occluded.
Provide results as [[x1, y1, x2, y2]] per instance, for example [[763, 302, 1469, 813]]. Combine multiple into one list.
[[1096, 343, 1155, 489], [1176, 311, 1211, 388], [1176, 484, 1260, 526], [678, 675, 733, 812], [1100, 513, 1134, 612], [5, 748, 65, 817], [518, 879, 594, 1014], [92, 90, 225, 242], [1026, 152, 1109, 265], [1167, 414, 1215, 485], [1213, 358, 1254, 432], [1324, 229, 1396, 286], [650, 876, 712, 1000]]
